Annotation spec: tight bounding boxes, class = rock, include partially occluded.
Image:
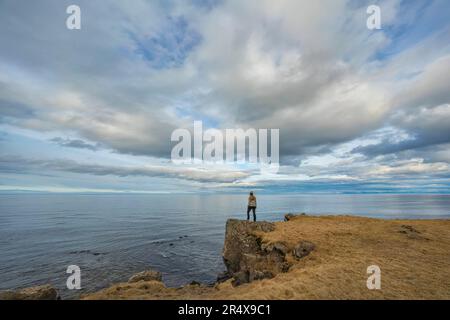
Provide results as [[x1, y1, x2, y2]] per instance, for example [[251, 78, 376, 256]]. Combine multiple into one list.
[[261, 241, 289, 255], [128, 270, 162, 283], [189, 281, 201, 286], [216, 271, 231, 283], [284, 213, 306, 221], [222, 219, 290, 286], [284, 213, 295, 221], [400, 225, 420, 234], [249, 270, 274, 281], [222, 219, 275, 274], [231, 271, 249, 286], [0, 284, 59, 300], [293, 241, 315, 259], [398, 225, 429, 240], [230, 269, 275, 286], [69, 250, 103, 256]]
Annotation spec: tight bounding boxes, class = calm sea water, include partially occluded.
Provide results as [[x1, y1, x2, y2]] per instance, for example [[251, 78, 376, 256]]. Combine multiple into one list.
[[0, 193, 449, 299]]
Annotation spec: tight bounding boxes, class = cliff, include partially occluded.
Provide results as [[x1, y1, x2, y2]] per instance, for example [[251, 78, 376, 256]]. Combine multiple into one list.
[[220, 219, 314, 285], [84, 214, 450, 299], [3, 214, 450, 300]]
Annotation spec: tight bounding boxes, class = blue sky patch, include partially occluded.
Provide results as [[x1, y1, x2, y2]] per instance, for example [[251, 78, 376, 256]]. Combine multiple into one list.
[[131, 16, 201, 69]]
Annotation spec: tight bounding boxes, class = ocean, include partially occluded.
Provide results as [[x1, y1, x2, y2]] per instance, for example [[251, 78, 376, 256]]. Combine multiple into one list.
[[0, 193, 449, 299]]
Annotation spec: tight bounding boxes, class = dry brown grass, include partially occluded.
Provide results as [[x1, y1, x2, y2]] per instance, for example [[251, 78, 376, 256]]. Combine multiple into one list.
[[85, 215, 450, 300]]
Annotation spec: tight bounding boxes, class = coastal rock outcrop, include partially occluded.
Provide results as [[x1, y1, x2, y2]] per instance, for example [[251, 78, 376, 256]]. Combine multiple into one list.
[[128, 270, 163, 283], [0, 284, 59, 300], [284, 213, 306, 221], [293, 241, 315, 259], [398, 225, 429, 240], [222, 219, 290, 286]]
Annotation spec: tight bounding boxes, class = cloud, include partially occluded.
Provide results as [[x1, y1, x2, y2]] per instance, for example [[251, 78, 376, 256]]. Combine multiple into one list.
[[353, 103, 450, 157], [0, 156, 250, 183], [130, 16, 202, 69], [0, 0, 449, 192], [50, 137, 100, 151], [0, 0, 396, 160], [393, 55, 450, 111], [367, 159, 450, 176]]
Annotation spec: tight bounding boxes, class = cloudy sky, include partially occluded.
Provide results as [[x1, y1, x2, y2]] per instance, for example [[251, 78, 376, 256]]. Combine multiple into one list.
[[0, 0, 449, 194]]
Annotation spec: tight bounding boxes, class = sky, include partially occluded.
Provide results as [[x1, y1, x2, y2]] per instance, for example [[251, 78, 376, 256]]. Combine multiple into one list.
[[0, 0, 449, 194]]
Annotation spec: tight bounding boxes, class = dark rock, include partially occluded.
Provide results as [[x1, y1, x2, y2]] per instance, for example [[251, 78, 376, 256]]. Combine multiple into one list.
[[284, 213, 296, 221], [284, 213, 306, 221], [401, 225, 421, 234], [249, 270, 274, 281], [216, 271, 231, 283], [262, 241, 289, 255], [223, 220, 274, 274], [293, 241, 315, 259], [0, 284, 59, 300], [398, 225, 429, 240], [222, 219, 290, 286], [189, 281, 201, 286], [69, 250, 103, 256], [128, 270, 162, 283], [231, 271, 249, 286], [231, 269, 274, 286]]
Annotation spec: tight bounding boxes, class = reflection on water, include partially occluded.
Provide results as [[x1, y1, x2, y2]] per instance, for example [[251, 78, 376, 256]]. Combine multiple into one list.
[[0, 193, 449, 299]]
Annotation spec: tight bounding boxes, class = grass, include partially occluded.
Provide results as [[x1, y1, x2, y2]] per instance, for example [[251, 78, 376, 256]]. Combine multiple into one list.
[[84, 215, 450, 300]]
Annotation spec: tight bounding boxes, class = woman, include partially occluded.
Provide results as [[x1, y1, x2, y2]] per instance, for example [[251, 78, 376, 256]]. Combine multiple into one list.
[[247, 192, 257, 222]]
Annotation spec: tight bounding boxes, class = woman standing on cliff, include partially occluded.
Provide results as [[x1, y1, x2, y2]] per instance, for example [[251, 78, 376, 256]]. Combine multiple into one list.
[[247, 192, 257, 222]]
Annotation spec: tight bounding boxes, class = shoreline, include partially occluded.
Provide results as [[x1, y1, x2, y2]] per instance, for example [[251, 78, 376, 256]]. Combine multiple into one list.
[[84, 214, 450, 300], [2, 213, 450, 300]]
